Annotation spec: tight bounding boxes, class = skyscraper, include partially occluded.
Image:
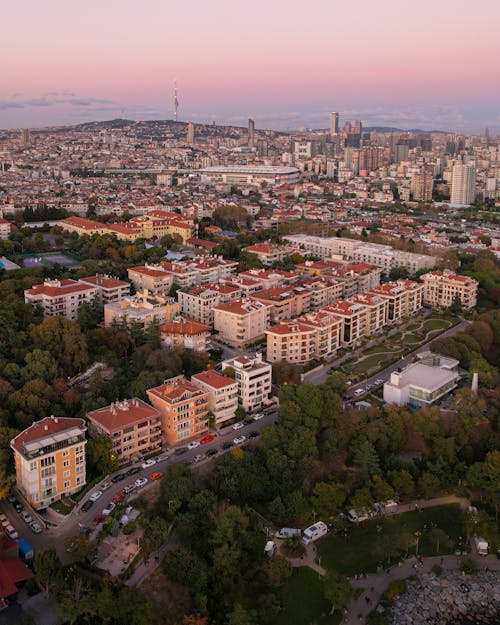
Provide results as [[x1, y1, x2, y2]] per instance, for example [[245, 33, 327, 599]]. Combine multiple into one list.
[[354, 119, 363, 135], [330, 112, 339, 136], [450, 163, 476, 205], [248, 118, 255, 148], [411, 171, 434, 202], [187, 121, 195, 145]]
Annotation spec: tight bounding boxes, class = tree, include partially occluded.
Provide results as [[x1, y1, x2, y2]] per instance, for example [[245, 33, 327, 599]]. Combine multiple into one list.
[[418, 472, 441, 498], [86, 436, 119, 478], [159, 463, 195, 516], [142, 516, 170, 555], [353, 440, 380, 481], [265, 555, 292, 588], [227, 603, 255, 625], [22, 349, 59, 382], [466, 321, 494, 356], [323, 571, 353, 615], [163, 546, 208, 596], [34, 547, 62, 596], [64, 534, 93, 563], [388, 469, 415, 499], [31, 316, 88, 375], [349, 488, 374, 515], [311, 482, 348, 521], [371, 476, 395, 502], [428, 527, 451, 554]]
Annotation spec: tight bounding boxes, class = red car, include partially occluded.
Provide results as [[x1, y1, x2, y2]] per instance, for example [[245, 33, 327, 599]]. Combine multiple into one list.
[[149, 472, 164, 481], [200, 434, 215, 444], [112, 492, 125, 504], [92, 514, 105, 526]]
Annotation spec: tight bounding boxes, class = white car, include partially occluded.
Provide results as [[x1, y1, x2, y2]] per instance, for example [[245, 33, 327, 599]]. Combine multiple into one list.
[[233, 435, 246, 445], [374, 379, 384, 385], [187, 441, 200, 450], [89, 490, 103, 502], [232, 422, 245, 430], [102, 502, 116, 516], [5, 525, 18, 540], [252, 413, 264, 421], [155, 454, 170, 463], [30, 522, 43, 534], [353, 389, 365, 396], [141, 458, 156, 469], [192, 454, 205, 464], [134, 478, 148, 489], [21, 511, 33, 524]]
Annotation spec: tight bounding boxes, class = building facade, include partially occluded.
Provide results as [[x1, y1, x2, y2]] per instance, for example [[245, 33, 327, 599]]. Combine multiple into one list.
[[11, 416, 87, 510], [221, 353, 272, 413], [420, 270, 478, 310], [191, 370, 239, 426], [24, 279, 99, 321], [214, 299, 272, 347]]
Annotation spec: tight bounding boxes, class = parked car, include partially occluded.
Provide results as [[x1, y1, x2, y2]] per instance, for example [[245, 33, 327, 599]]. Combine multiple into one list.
[[155, 454, 170, 463], [30, 522, 43, 534], [205, 449, 218, 457], [89, 491, 103, 502], [1, 518, 10, 529], [13, 501, 23, 512], [111, 473, 126, 483], [134, 478, 148, 488], [233, 435, 246, 445], [252, 413, 264, 421], [149, 472, 163, 481], [21, 511, 33, 524], [7, 493, 16, 504], [4, 525, 18, 540], [222, 441, 234, 450], [374, 379, 384, 385], [244, 418, 254, 425], [100, 481, 112, 491], [141, 459, 156, 469], [174, 447, 188, 456], [192, 454, 205, 464], [187, 441, 200, 450], [247, 430, 259, 438], [112, 492, 125, 505], [102, 502, 116, 516], [0, 513, 7, 524], [126, 466, 141, 476], [200, 434, 215, 444], [232, 422, 245, 431], [81, 500, 94, 513], [92, 514, 105, 526]]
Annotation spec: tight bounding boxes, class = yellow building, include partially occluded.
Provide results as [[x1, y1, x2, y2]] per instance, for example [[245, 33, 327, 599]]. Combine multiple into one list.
[[11, 416, 87, 510]]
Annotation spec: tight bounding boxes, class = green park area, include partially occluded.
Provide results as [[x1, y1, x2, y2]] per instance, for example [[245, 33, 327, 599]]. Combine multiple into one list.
[[317, 504, 464, 576], [340, 316, 454, 378], [278, 567, 339, 625]]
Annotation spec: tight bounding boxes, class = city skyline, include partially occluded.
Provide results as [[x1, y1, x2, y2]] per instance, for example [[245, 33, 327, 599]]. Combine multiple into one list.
[[2, 0, 499, 132]]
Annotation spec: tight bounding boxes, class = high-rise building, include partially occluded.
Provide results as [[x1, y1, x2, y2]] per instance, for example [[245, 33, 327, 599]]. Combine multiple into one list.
[[411, 171, 434, 202], [21, 129, 30, 145], [248, 118, 255, 148], [330, 112, 339, 136], [395, 142, 409, 163], [354, 120, 363, 135], [450, 163, 476, 205], [187, 121, 195, 145]]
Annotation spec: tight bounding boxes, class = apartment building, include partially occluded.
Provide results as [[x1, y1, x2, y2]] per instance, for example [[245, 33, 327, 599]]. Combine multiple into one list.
[[242, 243, 300, 266], [369, 279, 424, 323], [159, 317, 211, 351], [213, 299, 272, 347], [221, 275, 264, 297], [128, 264, 174, 297], [0, 217, 12, 240], [24, 279, 99, 320], [250, 286, 312, 323], [11, 416, 87, 510], [178, 283, 241, 326], [323, 300, 369, 347], [349, 293, 388, 336], [104, 292, 179, 328], [191, 370, 238, 425], [239, 268, 299, 290], [283, 234, 436, 275], [420, 270, 478, 310], [79, 274, 130, 305], [221, 353, 272, 412], [86, 399, 162, 465], [147, 377, 209, 446]]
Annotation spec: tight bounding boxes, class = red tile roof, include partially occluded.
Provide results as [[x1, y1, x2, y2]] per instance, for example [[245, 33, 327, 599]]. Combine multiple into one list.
[[87, 399, 160, 432], [11, 417, 86, 454], [192, 370, 236, 389]]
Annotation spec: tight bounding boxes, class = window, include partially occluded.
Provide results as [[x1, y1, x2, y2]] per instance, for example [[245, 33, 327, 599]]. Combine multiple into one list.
[[64, 481, 70, 489], [29, 461, 37, 471], [64, 470, 70, 478], [63, 450, 69, 457], [63, 460, 70, 468]]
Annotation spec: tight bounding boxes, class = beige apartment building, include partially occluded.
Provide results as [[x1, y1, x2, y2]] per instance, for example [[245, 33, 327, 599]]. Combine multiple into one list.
[[242, 243, 300, 266], [11, 416, 87, 510], [213, 299, 272, 347], [147, 377, 209, 446], [159, 317, 211, 352], [221, 353, 272, 413], [323, 300, 369, 347], [370, 279, 424, 323], [420, 270, 478, 310], [127, 264, 174, 297], [177, 283, 241, 326], [24, 279, 99, 321], [60, 216, 110, 236], [104, 292, 179, 328], [191, 370, 239, 425], [250, 286, 312, 323], [86, 399, 162, 465]]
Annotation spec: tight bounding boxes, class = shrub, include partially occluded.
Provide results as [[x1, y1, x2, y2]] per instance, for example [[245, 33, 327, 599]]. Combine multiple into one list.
[[383, 579, 407, 603], [431, 564, 442, 576], [123, 521, 137, 535], [460, 558, 478, 575], [367, 610, 389, 625]]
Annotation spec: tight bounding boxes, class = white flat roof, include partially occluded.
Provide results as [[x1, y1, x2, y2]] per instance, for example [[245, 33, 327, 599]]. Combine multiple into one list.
[[387, 363, 458, 392], [200, 166, 299, 174]]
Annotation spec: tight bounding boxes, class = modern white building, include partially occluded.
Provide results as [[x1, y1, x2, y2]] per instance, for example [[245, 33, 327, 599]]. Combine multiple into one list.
[[24, 279, 99, 321], [191, 370, 239, 426], [383, 353, 460, 407], [221, 353, 272, 413]]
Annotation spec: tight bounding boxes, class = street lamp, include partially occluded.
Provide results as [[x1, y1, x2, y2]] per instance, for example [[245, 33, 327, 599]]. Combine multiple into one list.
[[415, 531, 421, 557]]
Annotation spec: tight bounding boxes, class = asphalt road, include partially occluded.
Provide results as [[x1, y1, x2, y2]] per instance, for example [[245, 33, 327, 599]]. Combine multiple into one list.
[[0, 408, 278, 559]]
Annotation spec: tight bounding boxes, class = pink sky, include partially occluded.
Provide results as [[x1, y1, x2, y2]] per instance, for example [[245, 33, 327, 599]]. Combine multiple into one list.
[[2, 0, 499, 130]]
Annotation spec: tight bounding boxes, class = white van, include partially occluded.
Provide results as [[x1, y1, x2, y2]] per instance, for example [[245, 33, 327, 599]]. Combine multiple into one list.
[[302, 521, 328, 544], [354, 389, 365, 396], [347, 509, 370, 523]]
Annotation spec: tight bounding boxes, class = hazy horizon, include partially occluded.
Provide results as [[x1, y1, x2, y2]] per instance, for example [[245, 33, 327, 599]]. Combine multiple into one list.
[[2, 0, 499, 133]]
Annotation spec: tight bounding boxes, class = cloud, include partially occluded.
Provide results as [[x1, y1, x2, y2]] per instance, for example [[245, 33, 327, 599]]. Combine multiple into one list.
[[0, 94, 115, 110], [0, 100, 23, 110]]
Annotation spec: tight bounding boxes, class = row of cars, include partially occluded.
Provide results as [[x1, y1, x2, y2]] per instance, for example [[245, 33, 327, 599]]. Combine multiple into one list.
[[353, 377, 385, 397], [2, 493, 43, 538], [191, 430, 260, 464]]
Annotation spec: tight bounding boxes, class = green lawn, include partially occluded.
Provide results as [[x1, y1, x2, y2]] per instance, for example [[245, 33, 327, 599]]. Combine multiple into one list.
[[423, 318, 451, 332], [317, 504, 465, 576], [278, 567, 340, 625]]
